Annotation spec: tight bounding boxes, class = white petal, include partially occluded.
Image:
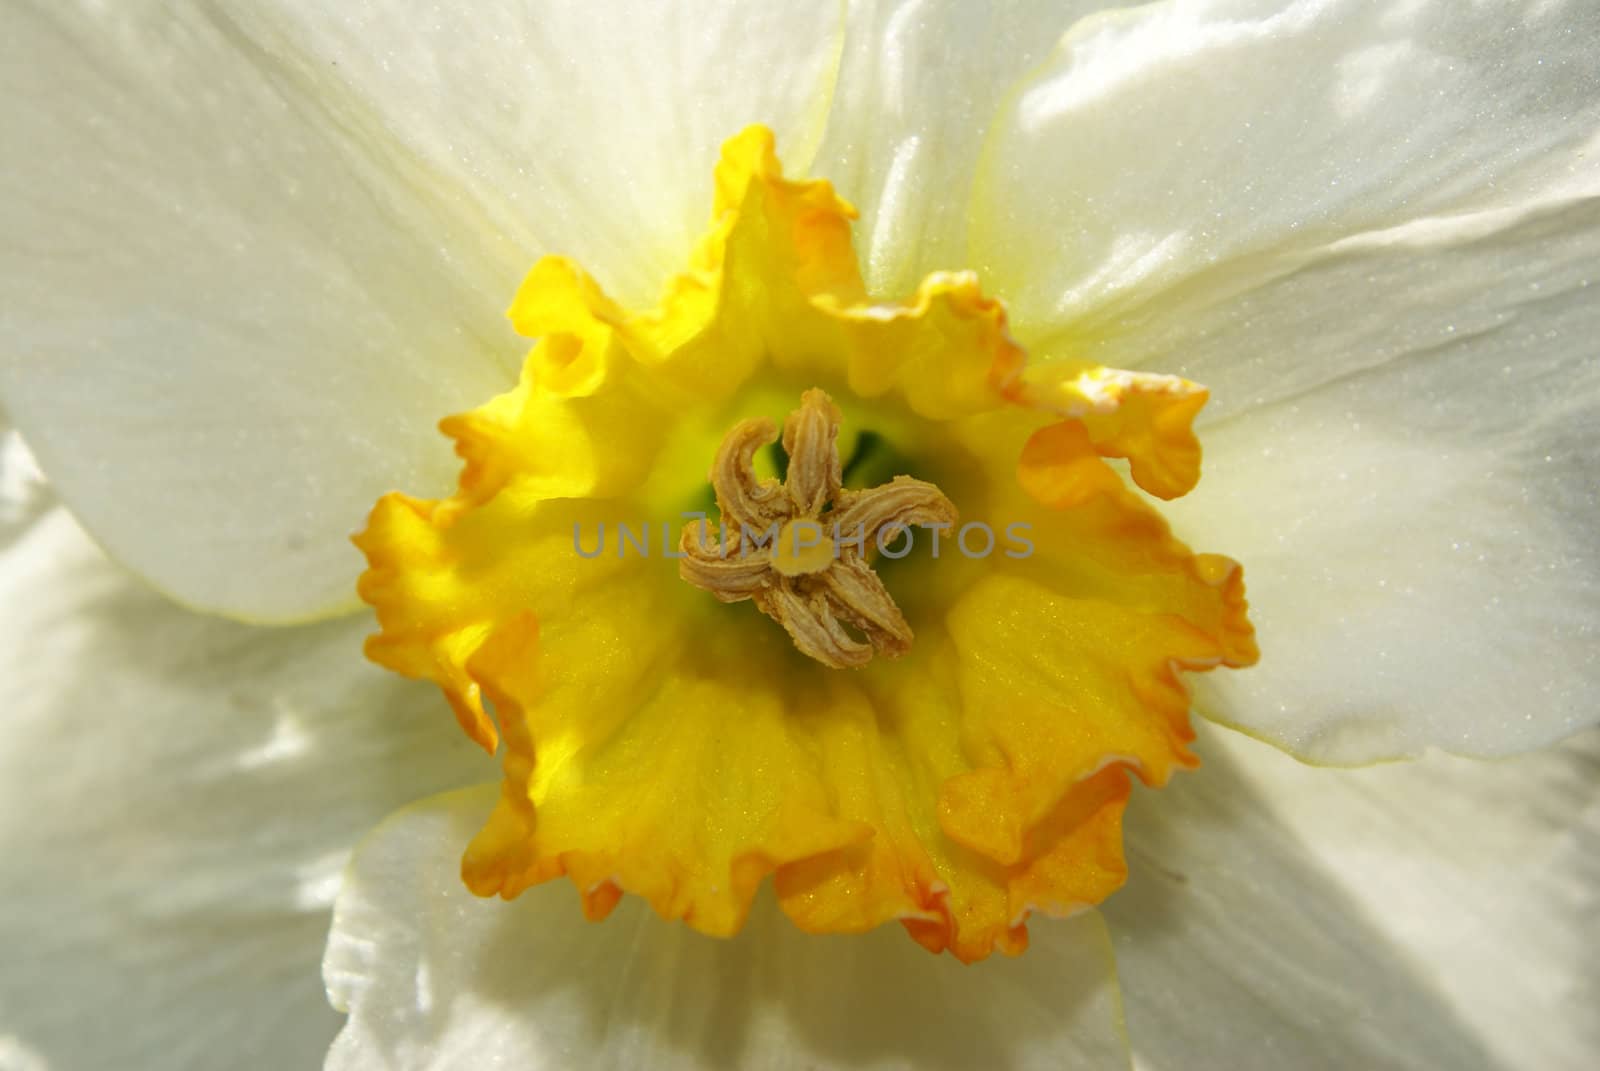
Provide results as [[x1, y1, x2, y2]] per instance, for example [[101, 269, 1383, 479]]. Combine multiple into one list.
[[325, 788, 1131, 1070], [230, 2, 848, 304], [0, 503, 485, 1070], [1108, 723, 1600, 1070], [813, 0, 1128, 297], [1155, 200, 1600, 761], [0, 417, 48, 542], [0, 2, 844, 622], [0, 7, 522, 621], [969, 0, 1600, 336]]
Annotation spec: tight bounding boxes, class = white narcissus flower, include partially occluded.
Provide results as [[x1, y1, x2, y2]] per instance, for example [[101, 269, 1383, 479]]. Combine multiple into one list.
[[1, 1, 1597, 1069]]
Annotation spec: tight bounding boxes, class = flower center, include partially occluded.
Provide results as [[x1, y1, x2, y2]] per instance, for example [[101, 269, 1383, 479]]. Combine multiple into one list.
[[678, 389, 957, 669], [353, 125, 1260, 962]]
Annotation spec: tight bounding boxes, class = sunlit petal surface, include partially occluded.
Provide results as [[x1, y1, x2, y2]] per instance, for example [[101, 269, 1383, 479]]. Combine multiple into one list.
[[0, 481, 482, 1069], [1111, 722, 1600, 1070]]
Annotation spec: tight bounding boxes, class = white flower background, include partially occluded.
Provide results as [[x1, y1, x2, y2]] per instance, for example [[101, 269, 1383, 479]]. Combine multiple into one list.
[[1, 1, 1597, 1068]]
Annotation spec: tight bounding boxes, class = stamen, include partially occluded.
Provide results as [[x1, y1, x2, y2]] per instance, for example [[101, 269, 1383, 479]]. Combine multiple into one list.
[[710, 417, 788, 530], [677, 521, 772, 600], [782, 388, 843, 516], [679, 390, 957, 668]]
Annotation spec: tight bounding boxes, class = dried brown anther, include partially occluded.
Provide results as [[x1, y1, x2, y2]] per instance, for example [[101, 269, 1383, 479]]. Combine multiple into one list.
[[678, 389, 957, 668]]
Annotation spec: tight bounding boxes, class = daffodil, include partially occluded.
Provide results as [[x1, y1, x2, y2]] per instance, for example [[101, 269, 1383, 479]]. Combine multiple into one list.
[[1, 1, 1597, 1069], [345, 122, 1260, 965]]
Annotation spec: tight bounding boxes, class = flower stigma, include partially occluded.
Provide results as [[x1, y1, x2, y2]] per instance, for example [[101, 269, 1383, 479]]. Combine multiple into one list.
[[356, 125, 1258, 961], [768, 521, 835, 578]]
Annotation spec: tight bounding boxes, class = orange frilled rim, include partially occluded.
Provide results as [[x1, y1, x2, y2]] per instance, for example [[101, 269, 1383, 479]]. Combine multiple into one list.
[[354, 126, 1257, 962]]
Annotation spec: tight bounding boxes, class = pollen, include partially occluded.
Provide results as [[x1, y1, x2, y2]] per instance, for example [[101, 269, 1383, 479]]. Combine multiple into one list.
[[679, 389, 957, 668]]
